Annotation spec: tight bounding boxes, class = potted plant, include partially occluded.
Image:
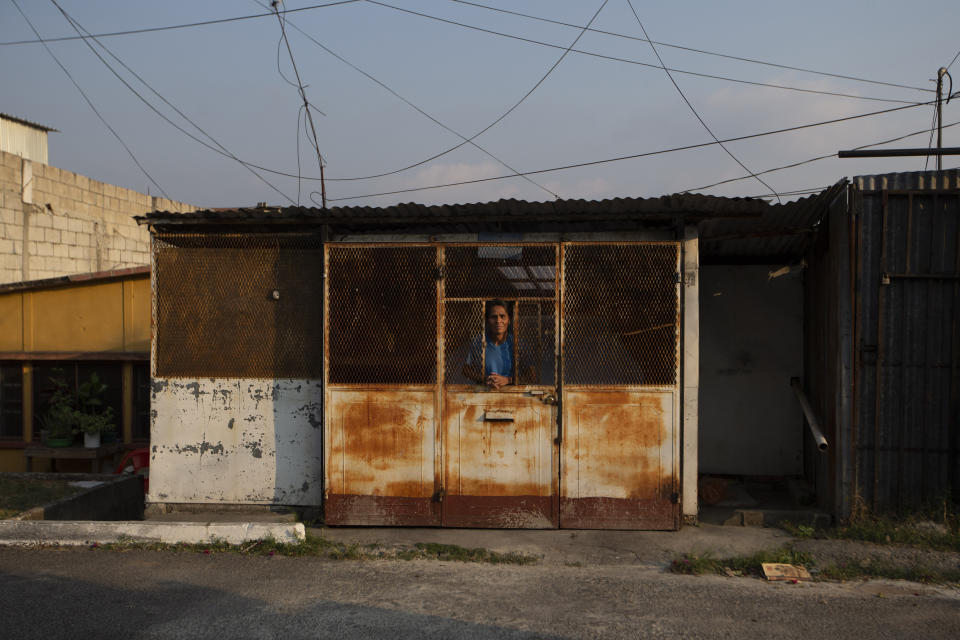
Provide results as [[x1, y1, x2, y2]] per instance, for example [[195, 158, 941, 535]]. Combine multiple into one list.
[[39, 373, 77, 447], [76, 373, 115, 449]]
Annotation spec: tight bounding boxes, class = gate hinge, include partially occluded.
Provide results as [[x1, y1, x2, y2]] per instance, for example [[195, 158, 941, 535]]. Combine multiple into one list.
[[670, 492, 680, 504], [433, 486, 446, 503], [675, 272, 682, 284]]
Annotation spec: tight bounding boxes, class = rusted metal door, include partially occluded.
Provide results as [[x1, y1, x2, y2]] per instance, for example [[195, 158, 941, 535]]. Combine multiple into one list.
[[324, 245, 442, 525], [559, 243, 681, 530], [440, 245, 559, 528]]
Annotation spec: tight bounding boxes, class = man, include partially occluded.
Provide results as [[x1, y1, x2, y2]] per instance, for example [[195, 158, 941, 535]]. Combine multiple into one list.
[[463, 299, 513, 390]]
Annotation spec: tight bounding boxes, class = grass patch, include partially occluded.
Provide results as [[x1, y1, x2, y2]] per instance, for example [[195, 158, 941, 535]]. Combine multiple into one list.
[[671, 547, 813, 577], [818, 560, 960, 584], [781, 503, 960, 553], [93, 534, 539, 565], [0, 475, 85, 518]]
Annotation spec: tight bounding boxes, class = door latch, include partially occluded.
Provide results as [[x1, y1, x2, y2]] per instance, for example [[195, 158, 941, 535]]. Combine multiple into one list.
[[541, 393, 557, 405], [433, 487, 446, 503]]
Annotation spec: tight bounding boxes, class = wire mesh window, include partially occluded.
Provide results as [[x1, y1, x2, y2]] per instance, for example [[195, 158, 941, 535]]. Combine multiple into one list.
[[154, 233, 323, 378], [445, 245, 556, 299], [563, 244, 679, 386], [327, 246, 437, 384], [0, 363, 23, 440], [443, 246, 557, 386]]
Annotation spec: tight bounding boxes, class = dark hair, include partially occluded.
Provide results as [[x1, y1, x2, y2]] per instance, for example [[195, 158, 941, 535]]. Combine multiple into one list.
[[485, 299, 510, 318]]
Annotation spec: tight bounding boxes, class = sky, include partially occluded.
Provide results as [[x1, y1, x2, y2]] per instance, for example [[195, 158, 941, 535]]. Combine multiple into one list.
[[1, 0, 958, 209]]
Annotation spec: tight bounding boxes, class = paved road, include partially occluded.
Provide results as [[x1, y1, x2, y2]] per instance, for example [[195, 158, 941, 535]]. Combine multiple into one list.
[[2, 547, 958, 639]]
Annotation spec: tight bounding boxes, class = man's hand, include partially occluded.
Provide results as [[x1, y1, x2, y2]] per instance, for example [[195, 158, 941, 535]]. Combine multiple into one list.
[[486, 373, 510, 390]]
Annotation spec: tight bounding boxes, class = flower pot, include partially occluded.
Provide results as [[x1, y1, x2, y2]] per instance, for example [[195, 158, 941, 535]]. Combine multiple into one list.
[[84, 432, 101, 449], [46, 437, 74, 448]]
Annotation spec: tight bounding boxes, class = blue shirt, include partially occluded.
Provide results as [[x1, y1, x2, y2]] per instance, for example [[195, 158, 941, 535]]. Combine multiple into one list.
[[466, 334, 514, 378]]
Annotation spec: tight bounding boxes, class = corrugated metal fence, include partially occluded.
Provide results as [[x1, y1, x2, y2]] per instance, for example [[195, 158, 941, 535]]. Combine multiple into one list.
[[851, 170, 960, 513]]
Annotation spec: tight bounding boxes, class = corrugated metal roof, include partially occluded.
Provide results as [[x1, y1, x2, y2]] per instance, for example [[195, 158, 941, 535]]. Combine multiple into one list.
[[0, 112, 57, 132], [853, 168, 960, 191], [699, 180, 847, 263], [137, 193, 769, 226], [0, 265, 148, 294]]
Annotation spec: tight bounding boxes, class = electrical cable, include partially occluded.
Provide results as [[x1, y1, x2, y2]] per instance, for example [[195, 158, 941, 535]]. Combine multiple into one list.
[[49, 0, 296, 204], [948, 47, 960, 72], [686, 119, 960, 194], [324, 99, 933, 202], [363, 1, 923, 109], [0, 1, 363, 46], [320, 0, 609, 186], [444, 0, 932, 94], [12, 0, 170, 199], [625, 0, 780, 203], [272, 1, 328, 206], [252, 0, 558, 200]]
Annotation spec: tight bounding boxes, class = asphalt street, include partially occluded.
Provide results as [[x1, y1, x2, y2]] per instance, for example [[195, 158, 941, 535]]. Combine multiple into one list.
[[2, 547, 958, 639]]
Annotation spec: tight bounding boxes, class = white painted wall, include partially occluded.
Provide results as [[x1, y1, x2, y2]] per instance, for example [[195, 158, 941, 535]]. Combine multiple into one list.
[[699, 265, 804, 476], [149, 378, 323, 505]]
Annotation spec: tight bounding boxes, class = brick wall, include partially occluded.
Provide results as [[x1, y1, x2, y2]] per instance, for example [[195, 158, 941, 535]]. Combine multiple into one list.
[[0, 150, 196, 285]]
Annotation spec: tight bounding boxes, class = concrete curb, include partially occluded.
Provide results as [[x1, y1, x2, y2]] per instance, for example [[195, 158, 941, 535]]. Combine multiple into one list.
[[0, 521, 306, 545]]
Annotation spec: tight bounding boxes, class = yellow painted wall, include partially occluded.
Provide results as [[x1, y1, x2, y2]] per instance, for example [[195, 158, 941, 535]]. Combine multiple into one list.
[[0, 295, 23, 351], [123, 278, 151, 352], [0, 275, 149, 353], [25, 282, 125, 352]]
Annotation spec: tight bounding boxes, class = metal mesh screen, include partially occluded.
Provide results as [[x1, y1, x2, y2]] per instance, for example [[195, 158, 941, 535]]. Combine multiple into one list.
[[563, 244, 679, 386], [516, 301, 556, 386], [327, 246, 437, 384], [445, 245, 556, 299], [444, 300, 484, 384], [154, 233, 323, 378]]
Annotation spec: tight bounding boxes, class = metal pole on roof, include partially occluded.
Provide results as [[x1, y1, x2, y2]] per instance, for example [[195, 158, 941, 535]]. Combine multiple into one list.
[[937, 67, 946, 171]]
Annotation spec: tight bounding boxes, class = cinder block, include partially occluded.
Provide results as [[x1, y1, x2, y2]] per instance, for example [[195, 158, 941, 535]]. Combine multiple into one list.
[[36, 243, 52, 257], [44, 228, 59, 243], [75, 174, 89, 191], [53, 244, 68, 258], [67, 219, 82, 233], [52, 215, 68, 230], [61, 230, 76, 245], [68, 245, 85, 259], [32, 212, 52, 228], [0, 238, 13, 253]]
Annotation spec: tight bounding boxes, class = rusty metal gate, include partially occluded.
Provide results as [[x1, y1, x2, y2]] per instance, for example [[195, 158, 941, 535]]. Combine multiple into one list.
[[324, 242, 680, 529]]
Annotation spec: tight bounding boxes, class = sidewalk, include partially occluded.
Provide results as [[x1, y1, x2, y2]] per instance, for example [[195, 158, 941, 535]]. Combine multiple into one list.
[[312, 523, 792, 566]]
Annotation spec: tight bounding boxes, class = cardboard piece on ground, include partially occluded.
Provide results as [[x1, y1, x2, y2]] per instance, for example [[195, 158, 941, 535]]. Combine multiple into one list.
[[762, 563, 812, 582]]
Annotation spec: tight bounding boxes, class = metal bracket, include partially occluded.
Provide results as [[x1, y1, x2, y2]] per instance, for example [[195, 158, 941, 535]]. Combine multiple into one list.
[[433, 487, 445, 503]]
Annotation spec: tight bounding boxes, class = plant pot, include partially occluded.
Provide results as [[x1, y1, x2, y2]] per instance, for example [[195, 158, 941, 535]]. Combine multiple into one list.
[[46, 437, 74, 448], [83, 432, 101, 449]]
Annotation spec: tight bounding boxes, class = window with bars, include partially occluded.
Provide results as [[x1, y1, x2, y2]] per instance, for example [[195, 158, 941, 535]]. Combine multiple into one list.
[[154, 233, 324, 378], [563, 244, 679, 386], [0, 363, 23, 440]]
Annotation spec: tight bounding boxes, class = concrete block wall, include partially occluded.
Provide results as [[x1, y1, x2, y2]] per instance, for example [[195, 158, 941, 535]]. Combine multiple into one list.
[[0, 150, 196, 285]]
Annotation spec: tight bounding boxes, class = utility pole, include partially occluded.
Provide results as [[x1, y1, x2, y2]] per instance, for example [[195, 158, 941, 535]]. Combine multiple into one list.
[[936, 67, 947, 171]]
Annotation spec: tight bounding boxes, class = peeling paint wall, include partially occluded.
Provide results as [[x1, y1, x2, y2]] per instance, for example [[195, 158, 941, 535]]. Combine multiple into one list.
[[149, 378, 323, 505]]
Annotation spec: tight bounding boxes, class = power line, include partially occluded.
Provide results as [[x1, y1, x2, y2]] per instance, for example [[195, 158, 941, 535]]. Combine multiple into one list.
[[324, 0, 610, 185], [325, 99, 932, 202], [271, 1, 327, 206], [363, 1, 923, 109], [49, 0, 296, 205], [625, 1, 780, 203], [687, 119, 960, 194], [11, 0, 169, 198], [948, 47, 960, 71], [0, 1, 362, 46], [255, 0, 558, 200], [444, 0, 932, 94]]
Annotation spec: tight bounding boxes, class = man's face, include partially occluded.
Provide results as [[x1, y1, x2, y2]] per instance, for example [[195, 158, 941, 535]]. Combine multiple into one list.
[[486, 305, 510, 341]]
